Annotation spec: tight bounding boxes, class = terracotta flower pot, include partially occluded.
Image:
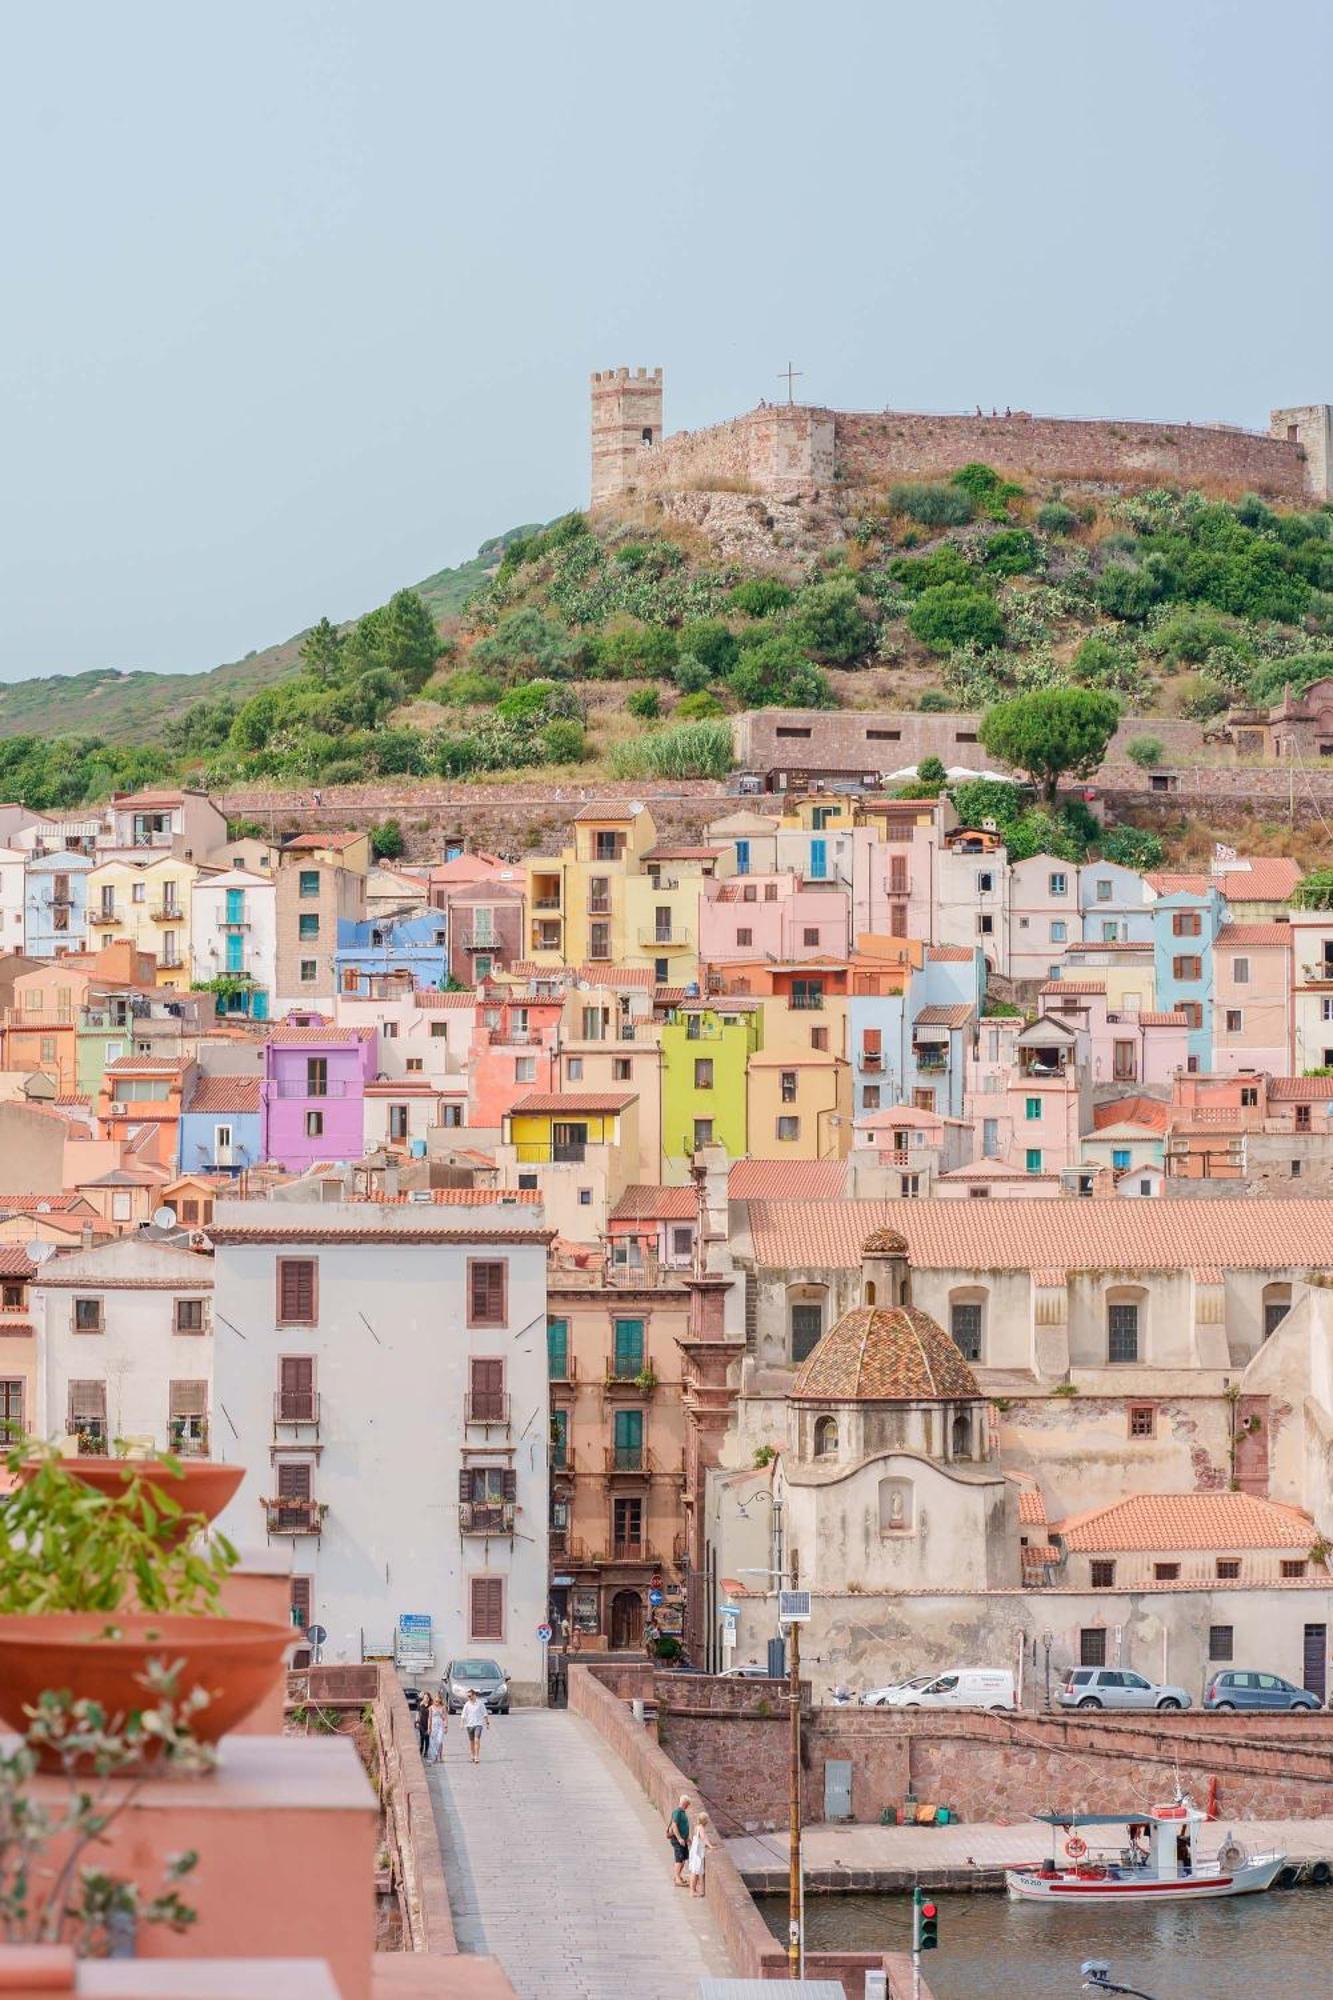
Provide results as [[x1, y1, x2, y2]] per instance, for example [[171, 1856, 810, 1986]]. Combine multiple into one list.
[[0, 1613, 294, 1764], [54, 1459, 244, 1547]]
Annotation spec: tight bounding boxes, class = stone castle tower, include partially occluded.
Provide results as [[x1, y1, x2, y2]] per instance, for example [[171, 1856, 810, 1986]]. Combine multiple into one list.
[[589, 367, 663, 506]]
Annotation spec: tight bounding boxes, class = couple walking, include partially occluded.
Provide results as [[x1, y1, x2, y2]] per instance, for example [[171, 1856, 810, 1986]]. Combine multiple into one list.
[[418, 1689, 492, 1765], [665, 1792, 713, 1896]]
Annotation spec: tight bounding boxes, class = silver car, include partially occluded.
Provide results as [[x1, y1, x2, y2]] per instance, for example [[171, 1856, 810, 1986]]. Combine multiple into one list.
[[1058, 1666, 1191, 1711], [440, 1657, 509, 1714]]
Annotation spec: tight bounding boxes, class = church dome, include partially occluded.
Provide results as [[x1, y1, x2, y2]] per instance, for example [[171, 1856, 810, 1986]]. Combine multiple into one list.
[[861, 1227, 909, 1257], [790, 1304, 978, 1403]]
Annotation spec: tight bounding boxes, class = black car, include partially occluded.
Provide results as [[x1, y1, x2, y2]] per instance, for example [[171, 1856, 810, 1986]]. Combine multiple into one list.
[[440, 1657, 510, 1714]]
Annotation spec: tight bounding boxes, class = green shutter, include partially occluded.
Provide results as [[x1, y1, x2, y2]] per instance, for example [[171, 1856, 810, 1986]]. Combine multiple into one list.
[[613, 1409, 643, 1453], [547, 1317, 569, 1380], [613, 1319, 645, 1377]]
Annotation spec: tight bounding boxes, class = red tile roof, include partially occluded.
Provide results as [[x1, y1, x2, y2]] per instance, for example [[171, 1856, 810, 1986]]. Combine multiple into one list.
[[926, 947, 976, 963], [266, 1026, 374, 1045], [728, 1159, 847, 1200], [509, 1092, 635, 1116], [415, 991, 479, 1010], [1093, 1095, 1172, 1133], [1058, 1493, 1314, 1552], [1216, 858, 1303, 901], [0, 1247, 35, 1278], [1067, 941, 1153, 953], [791, 1303, 979, 1402], [742, 1197, 1333, 1272], [913, 1003, 974, 1028], [1216, 923, 1294, 947], [1017, 1488, 1047, 1525], [1146, 872, 1208, 896], [363, 1187, 542, 1206], [1269, 1077, 1333, 1100], [0, 1194, 97, 1214], [105, 1055, 191, 1074], [186, 1077, 261, 1114], [572, 803, 640, 823], [1139, 1012, 1188, 1027], [610, 1184, 698, 1222], [1039, 981, 1106, 996]]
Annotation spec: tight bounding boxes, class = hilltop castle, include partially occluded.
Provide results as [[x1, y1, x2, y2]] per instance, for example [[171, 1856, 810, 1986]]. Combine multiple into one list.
[[590, 367, 1333, 506]]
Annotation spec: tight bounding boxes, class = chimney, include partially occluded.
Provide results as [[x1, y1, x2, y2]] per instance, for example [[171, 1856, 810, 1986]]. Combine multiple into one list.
[[81, 1224, 95, 1250], [689, 1143, 731, 1278]]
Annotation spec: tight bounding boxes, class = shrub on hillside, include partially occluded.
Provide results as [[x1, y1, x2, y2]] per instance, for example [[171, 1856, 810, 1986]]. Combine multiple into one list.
[[593, 624, 679, 678], [1096, 561, 1167, 622], [888, 547, 974, 597], [1147, 605, 1245, 666], [675, 690, 726, 719], [471, 607, 576, 678], [679, 619, 739, 677], [1036, 501, 1079, 536], [729, 636, 833, 708], [608, 721, 734, 781], [541, 719, 586, 763], [435, 669, 502, 708], [916, 755, 947, 787], [626, 687, 662, 720], [1100, 825, 1166, 869], [672, 653, 712, 694], [789, 579, 873, 664], [890, 482, 975, 528], [917, 688, 951, 712], [1126, 734, 1165, 769], [908, 584, 1006, 654], [496, 680, 582, 725], [983, 529, 1040, 577], [728, 577, 794, 617], [1070, 635, 1146, 694]]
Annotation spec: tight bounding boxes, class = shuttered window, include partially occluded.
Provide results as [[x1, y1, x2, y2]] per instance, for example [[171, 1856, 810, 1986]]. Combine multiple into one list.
[[277, 1259, 317, 1325], [169, 1380, 207, 1418], [277, 1461, 312, 1500], [547, 1317, 569, 1380], [469, 1357, 505, 1421], [468, 1260, 506, 1327], [291, 1576, 312, 1631], [278, 1355, 315, 1421], [612, 1319, 645, 1378], [470, 1575, 505, 1640]]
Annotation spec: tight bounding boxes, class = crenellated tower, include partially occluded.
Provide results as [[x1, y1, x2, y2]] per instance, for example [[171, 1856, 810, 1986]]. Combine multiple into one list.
[[590, 366, 663, 505]]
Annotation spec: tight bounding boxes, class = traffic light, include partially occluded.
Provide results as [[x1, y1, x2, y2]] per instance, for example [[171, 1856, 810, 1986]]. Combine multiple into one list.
[[912, 1887, 939, 1953]]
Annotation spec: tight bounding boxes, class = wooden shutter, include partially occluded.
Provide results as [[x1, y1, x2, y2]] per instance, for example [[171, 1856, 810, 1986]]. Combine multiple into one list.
[[68, 1380, 106, 1423], [169, 1379, 207, 1417], [468, 1260, 506, 1326], [290, 1576, 312, 1629], [470, 1576, 504, 1640], [502, 1467, 517, 1503], [281, 1356, 314, 1392], [470, 1357, 504, 1419], [277, 1462, 312, 1500], [278, 1259, 317, 1324]]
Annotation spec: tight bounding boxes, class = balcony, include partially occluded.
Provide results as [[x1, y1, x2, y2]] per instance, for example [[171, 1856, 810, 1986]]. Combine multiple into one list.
[[549, 1353, 578, 1386], [789, 993, 824, 1011], [530, 926, 563, 953], [550, 1443, 576, 1473], [511, 1141, 587, 1165], [459, 1501, 515, 1535], [598, 1541, 661, 1566], [606, 1444, 648, 1475], [150, 903, 183, 923], [588, 897, 611, 916], [465, 1390, 511, 1427], [169, 1419, 210, 1458], [914, 1052, 948, 1074], [603, 1361, 655, 1394], [549, 1529, 585, 1560], [160, 953, 183, 970], [638, 927, 689, 951], [263, 1497, 327, 1537], [484, 1026, 537, 1045], [220, 917, 251, 932], [860, 1049, 884, 1070], [91, 907, 123, 928], [463, 933, 500, 951], [273, 1389, 321, 1427], [271, 1078, 349, 1098], [74, 1427, 108, 1457]]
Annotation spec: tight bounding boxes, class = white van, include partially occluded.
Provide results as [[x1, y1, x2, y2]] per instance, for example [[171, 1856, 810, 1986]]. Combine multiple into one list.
[[878, 1667, 1014, 1710]]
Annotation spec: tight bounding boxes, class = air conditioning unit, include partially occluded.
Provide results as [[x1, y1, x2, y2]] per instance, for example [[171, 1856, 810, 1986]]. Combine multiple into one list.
[[407, 1189, 432, 1204], [109, 1101, 127, 1116]]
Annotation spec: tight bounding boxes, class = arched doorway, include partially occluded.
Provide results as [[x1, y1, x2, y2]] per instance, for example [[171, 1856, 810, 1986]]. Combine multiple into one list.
[[610, 1589, 644, 1650]]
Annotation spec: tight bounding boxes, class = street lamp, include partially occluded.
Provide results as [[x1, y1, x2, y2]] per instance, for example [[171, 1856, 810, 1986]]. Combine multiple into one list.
[[738, 1556, 804, 1979]]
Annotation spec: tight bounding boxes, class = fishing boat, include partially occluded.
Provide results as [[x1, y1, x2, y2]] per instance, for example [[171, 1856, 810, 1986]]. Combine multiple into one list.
[[1006, 1797, 1286, 1903]]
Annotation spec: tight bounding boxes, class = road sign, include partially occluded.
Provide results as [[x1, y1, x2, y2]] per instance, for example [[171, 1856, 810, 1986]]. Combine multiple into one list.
[[648, 1587, 664, 1607], [398, 1613, 431, 1632], [307, 1624, 328, 1647], [536, 1622, 553, 1644]]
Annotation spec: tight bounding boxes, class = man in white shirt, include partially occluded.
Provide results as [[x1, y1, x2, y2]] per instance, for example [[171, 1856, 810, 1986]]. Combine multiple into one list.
[[461, 1689, 491, 1764]]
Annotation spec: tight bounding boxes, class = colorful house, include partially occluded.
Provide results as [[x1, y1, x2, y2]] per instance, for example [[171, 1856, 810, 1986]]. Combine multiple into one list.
[[1150, 881, 1227, 1072], [660, 1000, 762, 1170], [1212, 922, 1292, 1076], [334, 912, 450, 995], [261, 1019, 377, 1171], [698, 873, 850, 972], [498, 1089, 638, 1238], [178, 1075, 264, 1176], [525, 801, 660, 969], [1007, 853, 1081, 984], [190, 868, 275, 1020], [23, 849, 91, 958], [87, 853, 200, 986], [97, 1054, 195, 1169], [470, 981, 562, 1131], [1080, 862, 1153, 946]]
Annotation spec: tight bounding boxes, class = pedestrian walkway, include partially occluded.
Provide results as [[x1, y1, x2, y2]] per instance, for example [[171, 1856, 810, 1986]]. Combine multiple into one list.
[[427, 1708, 732, 2000]]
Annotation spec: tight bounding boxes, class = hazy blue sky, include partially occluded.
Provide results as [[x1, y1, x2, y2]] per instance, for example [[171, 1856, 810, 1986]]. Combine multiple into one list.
[[3, 0, 1330, 681]]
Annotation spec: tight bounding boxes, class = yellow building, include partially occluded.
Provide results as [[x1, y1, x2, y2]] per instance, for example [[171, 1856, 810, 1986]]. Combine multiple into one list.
[[746, 990, 853, 1160], [525, 805, 727, 981], [552, 981, 664, 1181], [88, 854, 203, 988], [498, 1089, 639, 1240]]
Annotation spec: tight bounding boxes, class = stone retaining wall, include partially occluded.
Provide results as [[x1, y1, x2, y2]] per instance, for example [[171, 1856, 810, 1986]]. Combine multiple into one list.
[[373, 1664, 456, 1955]]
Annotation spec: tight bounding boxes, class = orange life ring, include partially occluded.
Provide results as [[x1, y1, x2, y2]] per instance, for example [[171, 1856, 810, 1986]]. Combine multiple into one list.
[[1064, 1835, 1087, 1859]]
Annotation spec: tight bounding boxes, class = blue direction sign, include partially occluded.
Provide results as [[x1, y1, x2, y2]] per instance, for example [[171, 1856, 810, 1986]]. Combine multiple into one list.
[[648, 1587, 665, 1607]]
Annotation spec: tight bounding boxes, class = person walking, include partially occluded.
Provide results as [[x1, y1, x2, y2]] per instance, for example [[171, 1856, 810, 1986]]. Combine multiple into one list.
[[688, 1813, 713, 1898], [427, 1694, 447, 1764], [461, 1688, 490, 1764], [665, 1793, 691, 1887], [416, 1692, 432, 1758]]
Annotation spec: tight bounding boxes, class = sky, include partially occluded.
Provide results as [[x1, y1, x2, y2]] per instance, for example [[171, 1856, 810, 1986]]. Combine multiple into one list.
[[2, 0, 1331, 682]]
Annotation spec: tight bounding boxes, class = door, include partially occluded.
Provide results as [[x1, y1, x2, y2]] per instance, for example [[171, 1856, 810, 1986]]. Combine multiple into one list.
[[824, 1760, 853, 1822], [735, 840, 750, 877], [1117, 1670, 1156, 1710], [225, 930, 245, 974], [610, 1589, 643, 1650], [1303, 1624, 1327, 1702], [551, 1121, 587, 1163], [809, 838, 827, 881], [214, 1123, 233, 1168], [279, 1356, 315, 1421]]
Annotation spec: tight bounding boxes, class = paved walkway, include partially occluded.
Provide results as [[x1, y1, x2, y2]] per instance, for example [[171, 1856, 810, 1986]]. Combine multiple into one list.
[[427, 1709, 732, 2000]]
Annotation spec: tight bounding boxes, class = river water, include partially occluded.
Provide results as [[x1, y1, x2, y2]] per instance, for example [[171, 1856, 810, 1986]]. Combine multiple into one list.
[[759, 1889, 1331, 1998]]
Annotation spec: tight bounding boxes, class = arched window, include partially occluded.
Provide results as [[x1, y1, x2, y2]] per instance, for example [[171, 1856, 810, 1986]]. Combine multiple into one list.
[[1107, 1285, 1148, 1365], [951, 1411, 972, 1459], [1262, 1283, 1292, 1340], [813, 1415, 838, 1458], [789, 1286, 826, 1364], [948, 1287, 987, 1363], [865, 1280, 877, 1306]]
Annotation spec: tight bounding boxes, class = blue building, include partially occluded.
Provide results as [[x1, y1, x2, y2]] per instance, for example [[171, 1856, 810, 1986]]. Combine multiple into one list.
[[334, 912, 450, 995], [24, 849, 91, 958], [177, 1075, 264, 1176], [1150, 883, 1228, 1072], [1079, 862, 1154, 946]]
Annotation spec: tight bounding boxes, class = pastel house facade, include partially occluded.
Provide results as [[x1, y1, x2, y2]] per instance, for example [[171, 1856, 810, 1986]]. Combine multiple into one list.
[[262, 1021, 377, 1171], [190, 868, 276, 1020], [334, 912, 450, 995], [178, 1074, 264, 1176], [24, 849, 91, 957], [1212, 922, 1292, 1075]]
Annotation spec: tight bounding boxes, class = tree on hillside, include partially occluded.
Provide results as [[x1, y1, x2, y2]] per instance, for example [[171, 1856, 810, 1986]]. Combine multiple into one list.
[[301, 617, 344, 684], [1292, 869, 1333, 911], [979, 688, 1121, 805], [343, 588, 442, 694]]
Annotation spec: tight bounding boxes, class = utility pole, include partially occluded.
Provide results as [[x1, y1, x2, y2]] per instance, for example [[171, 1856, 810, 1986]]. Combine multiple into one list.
[[787, 1547, 802, 1980]]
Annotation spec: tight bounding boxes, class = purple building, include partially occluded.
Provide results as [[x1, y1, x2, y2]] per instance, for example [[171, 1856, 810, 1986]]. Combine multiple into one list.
[[262, 1015, 377, 1170]]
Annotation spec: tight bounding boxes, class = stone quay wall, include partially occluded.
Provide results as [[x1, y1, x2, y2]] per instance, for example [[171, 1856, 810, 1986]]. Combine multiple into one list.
[[657, 1692, 1333, 1835]]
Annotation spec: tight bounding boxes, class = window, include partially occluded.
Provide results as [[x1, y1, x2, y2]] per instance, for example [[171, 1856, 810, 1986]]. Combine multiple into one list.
[[68, 1379, 106, 1446], [1, 1283, 22, 1310], [547, 1317, 569, 1380], [1025, 1148, 1042, 1173], [1095, 879, 1112, 902], [469, 1356, 506, 1423], [613, 1056, 632, 1080], [291, 1576, 313, 1636], [1216, 1558, 1241, 1581], [73, 1297, 103, 1335], [1128, 1404, 1155, 1438], [1281, 1559, 1307, 1579], [978, 913, 994, 936], [470, 1575, 505, 1641], [131, 881, 146, 904], [670, 1225, 692, 1261], [1154, 1562, 1180, 1581], [298, 870, 320, 898], [978, 871, 993, 894], [298, 914, 320, 941], [40, 1038, 56, 1063], [169, 1379, 208, 1448], [381, 1021, 399, 1040], [388, 1104, 409, 1142], [1232, 956, 1250, 985], [791, 1300, 823, 1361], [1090, 1561, 1116, 1589], [811, 1026, 828, 1051], [1296, 1103, 1312, 1132], [777, 1116, 800, 1141], [802, 927, 820, 947], [550, 1408, 569, 1468], [612, 1495, 643, 1554], [1208, 1625, 1234, 1662], [1180, 1003, 1203, 1030], [589, 922, 610, 960], [1049, 920, 1067, 943], [612, 1318, 645, 1378], [1080, 1628, 1107, 1667], [950, 1301, 982, 1362], [1225, 1009, 1242, 1034], [468, 1260, 507, 1327], [565, 1057, 583, 1082], [300, 960, 317, 983], [613, 1407, 643, 1469], [305, 1110, 324, 1138], [1048, 872, 1067, 897], [813, 1414, 838, 1458], [406, 1057, 424, 1074], [1107, 1300, 1139, 1364], [1112, 1147, 1131, 1171], [1025, 1096, 1041, 1121], [175, 1298, 206, 1334], [277, 1259, 318, 1325], [862, 1086, 881, 1109], [694, 1058, 714, 1089], [780, 1070, 798, 1103], [277, 1355, 315, 1421], [0, 1379, 23, 1444], [515, 1056, 536, 1084], [693, 1118, 713, 1148], [736, 927, 753, 947]]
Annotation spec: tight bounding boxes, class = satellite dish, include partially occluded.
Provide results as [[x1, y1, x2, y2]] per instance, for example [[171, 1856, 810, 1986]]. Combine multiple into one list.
[[25, 1240, 56, 1266], [152, 1206, 178, 1229]]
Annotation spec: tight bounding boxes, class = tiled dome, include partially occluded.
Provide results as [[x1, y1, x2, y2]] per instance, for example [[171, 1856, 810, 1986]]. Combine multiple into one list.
[[790, 1304, 978, 1402], [861, 1227, 910, 1256]]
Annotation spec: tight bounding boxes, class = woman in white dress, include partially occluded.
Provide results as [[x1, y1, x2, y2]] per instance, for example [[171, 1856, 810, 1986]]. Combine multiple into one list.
[[428, 1695, 448, 1763], [688, 1813, 713, 1897]]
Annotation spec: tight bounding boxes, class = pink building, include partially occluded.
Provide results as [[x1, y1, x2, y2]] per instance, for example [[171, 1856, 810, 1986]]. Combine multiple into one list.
[[469, 979, 562, 1131], [1039, 979, 1188, 1090], [261, 1016, 377, 1170], [1213, 922, 1292, 1075], [699, 874, 850, 966], [1008, 853, 1080, 984]]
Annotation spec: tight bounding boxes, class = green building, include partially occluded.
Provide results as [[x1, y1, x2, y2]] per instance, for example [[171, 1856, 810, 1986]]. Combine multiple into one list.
[[660, 1000, 762, 1169]]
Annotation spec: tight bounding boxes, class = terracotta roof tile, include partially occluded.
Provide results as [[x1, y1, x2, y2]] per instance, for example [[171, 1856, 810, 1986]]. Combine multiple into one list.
[[1022, 1543, 1061, 1567], [0, 1247, 35, 1277], [1067, 941, 1153, 954], [1269, 1078, 1333, 1100], [572, 803, 640, 823], [913, 1003, 974, 1028], [926, 947, 976, 963], [790, 1303, 978, 1402], [508, 1091, 635, 1115], [743, 1197, 1333, 1272], [105, 1055, 191, 1074], [1139, 1012, 1188, 1027], [186, 1077, 261, 1114], [1214, 858, 1303, 900], [363, 1187, 542, 1205], [1017, 1489, 1047, 1525], [282, 833, 363, 852], [0, 1194, 96, 1214], [610, 1184, 698, 1222], [1058, 1493, 1314, 1553], [1039, 980, 1106, 996], [1092, 1096, 1171, 1133], [1146, 872, 1209, 896], [415, 991, 479, 1009], [265, 1026, 374, 1045], [1216, 924, 1294, 946], [728, 1160, 847, 1200]]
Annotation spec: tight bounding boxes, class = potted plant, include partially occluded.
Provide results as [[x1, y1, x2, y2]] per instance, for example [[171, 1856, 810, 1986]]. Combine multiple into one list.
[[0, 1446, 292, 1765]]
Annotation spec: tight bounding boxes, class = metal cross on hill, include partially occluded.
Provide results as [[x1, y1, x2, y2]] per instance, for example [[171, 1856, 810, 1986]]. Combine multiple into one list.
[[778, 361, 802, 405]]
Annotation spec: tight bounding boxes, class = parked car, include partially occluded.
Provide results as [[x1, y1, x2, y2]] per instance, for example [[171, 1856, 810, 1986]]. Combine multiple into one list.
[[1204, 1670, 1321, 1713], [861, 1673, 938, 1708], [440, 1658, 510, 1714], [721, 1662, 773, 1680], [877, 1667, 1015, 1710], [1058, 1667, 1191, 1711]]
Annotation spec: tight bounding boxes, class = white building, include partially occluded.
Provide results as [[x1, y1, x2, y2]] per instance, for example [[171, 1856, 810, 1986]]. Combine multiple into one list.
[[0, 847, 26, 955], [210, 1200, 551, 1699], [190, 868, 278, 1018], [30, 1236, 215, 1453]]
